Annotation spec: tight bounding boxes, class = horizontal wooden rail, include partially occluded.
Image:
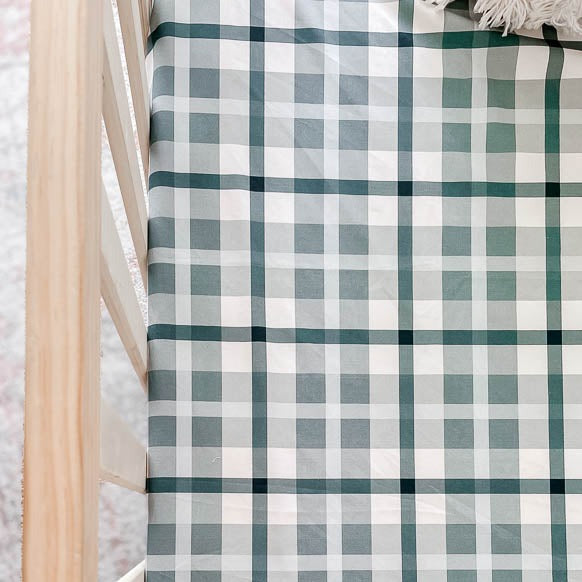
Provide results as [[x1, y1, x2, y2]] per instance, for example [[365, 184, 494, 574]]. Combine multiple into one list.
[[100, 398, 146, 493], [117, 0, 150, 175], [101, 184, 147, 390], [117, 560, 145, 582], [103, 0, 148, 286]]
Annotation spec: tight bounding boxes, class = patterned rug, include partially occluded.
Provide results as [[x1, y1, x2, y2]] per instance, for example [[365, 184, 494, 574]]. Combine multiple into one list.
[[147, 1, 582, 579]]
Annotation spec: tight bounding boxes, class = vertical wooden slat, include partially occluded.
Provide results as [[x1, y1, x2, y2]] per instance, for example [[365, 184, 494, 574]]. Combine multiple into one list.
[[117, 0, 150, 175], [23, 0, 103, 579], [137, 0, 151, 46], [100, 398, 146, 493], [117, 560, 146, 582], [101, 184, 148, 389], [103, 0, 148, 285]]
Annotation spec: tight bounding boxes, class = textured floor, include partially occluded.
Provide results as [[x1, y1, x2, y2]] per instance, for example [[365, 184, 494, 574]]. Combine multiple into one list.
[[0, 1, 147, 579]]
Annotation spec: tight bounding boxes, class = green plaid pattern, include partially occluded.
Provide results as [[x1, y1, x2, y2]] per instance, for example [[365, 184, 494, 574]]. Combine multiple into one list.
[[147, 1, 582, 580]]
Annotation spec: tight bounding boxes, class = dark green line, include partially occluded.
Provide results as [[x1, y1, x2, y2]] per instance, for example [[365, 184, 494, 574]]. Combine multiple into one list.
[[397, 2, 417, 580], [249, 1, 267, 579], [149, 21, 582, 50], [543, 25, 567, 582], [147, 477, 581, 495], [149, 171, 582, 197], [148, 325, 582, 346]]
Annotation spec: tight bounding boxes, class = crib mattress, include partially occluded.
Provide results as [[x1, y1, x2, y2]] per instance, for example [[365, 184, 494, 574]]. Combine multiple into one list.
[[147, 1, 582, 579]]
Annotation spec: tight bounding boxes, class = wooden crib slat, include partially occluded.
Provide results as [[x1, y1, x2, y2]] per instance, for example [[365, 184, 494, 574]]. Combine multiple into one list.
[[103, 0, 148, 286], [137, 0, 152, 46], [117, 0, 150, 176], [100, 399, 146, 494], [101, 184, 148, 390], [117, 560, 146, 582], [23, 0, 103, 578]]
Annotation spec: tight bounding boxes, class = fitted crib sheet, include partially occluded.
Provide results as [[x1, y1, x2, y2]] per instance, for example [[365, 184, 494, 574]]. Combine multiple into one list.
[[147, 1, 582, 580]]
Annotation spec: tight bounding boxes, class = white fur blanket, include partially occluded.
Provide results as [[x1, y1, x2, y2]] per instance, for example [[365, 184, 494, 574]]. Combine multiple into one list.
[[432, 0, 582, 34]]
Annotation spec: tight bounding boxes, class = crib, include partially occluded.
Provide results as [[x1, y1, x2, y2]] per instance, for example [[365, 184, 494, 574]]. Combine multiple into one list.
[[23, 0, 582, 578], [23, 0, 150, 579]]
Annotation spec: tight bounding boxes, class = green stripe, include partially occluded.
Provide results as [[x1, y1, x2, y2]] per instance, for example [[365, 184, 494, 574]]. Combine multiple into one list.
[[149, 22, 582, 50], [249, 1, 267, 578], [543, 25, 568, 582], [150, 172, 582, 197], [397, 2, 417, 579], [147, 477, 580, 495], [148, 325, 582, 346]]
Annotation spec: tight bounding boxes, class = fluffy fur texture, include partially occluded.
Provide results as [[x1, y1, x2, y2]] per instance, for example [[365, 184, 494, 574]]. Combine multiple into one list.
[[428, 0, 582, 35]]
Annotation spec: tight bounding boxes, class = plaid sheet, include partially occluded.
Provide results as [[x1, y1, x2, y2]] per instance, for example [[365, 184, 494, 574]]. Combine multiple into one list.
[[147, 1, 582, 580]]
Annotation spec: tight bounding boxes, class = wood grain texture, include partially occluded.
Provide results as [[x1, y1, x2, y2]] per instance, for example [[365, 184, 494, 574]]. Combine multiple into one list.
[[23, 0, 103, 578], [100, 399, 146, 494], [101, 184, 148, 390], [103, 0, 148, 286], [117, 0, 150, 176]]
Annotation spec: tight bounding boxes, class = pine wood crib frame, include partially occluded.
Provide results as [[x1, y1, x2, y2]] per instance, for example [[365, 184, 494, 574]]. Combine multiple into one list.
[[23, 0, 151, 579]]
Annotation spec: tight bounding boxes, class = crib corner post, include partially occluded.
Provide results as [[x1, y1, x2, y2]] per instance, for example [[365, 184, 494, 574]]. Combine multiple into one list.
[[23, 0, 103, 579]]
